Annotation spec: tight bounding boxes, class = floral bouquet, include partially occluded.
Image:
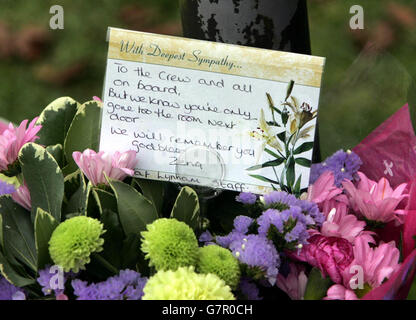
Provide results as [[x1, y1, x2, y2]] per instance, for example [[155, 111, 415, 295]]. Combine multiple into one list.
[[0, 97, 415, 300]]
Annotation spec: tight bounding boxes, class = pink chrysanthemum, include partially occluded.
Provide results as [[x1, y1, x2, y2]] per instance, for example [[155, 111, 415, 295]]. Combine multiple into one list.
[[0, 117, 42, 172], [342, 172, 408, 224], [324, 284, 359, 300], [345, 236, 400, 289], [276, 263, 308, 300], [307, 171, 348, 218], [307, 171, 374, 243], [72, 149, 137, 186], [320, 208, 375, 244]]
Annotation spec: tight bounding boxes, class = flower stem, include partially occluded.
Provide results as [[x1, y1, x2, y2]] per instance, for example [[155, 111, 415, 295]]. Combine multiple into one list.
[[91, 253, 119, 275]]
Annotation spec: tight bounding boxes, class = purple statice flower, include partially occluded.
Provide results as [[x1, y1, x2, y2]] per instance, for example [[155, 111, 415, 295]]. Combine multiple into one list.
[[257, 207, 310, 249], [37, 265, 78, 298], [284, 221, 309, 244], [257, 209, 284, 234], [37, 266, 75, 296], [0, 180, 14, 196], [233, 216, 254, 234], [263, 191, 323, 227], [236, 192, 257, 205], [229, 234, 280, 285], [263, 191, 298, 210], [310, 149, 362, 187], [216, 231, 246, 248], [72, 269, 147, 300], [199, 230, 214, 244], [216, 216, 253, 248], [239, 277, 262, 300], [71, 279, 97, 299], [296, 198, 325, 226], [0, 277, 25, 300]]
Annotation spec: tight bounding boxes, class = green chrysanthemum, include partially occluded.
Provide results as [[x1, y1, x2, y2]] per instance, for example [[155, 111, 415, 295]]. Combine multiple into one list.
[[141, 218, 198, 271], [49, 216, 105, 272], [142, 266, 235, 300], [197, 245, 241, 290]]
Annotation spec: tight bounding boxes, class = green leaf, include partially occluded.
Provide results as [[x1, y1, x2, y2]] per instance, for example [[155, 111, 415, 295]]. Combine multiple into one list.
[[0, 250, 35, 287], [19, 143, 64, 222], [65, 174, 90, 215], [294, 174, 302, 194], [108, 179, 158, 236], [246, 158, 285, 171], [91, 187, 118, 215], [245, 164, 263, 171], [170, 186, 200, 230], [293, 142, 314, 155], [286, 157, 295, 189], [63, 169, 82, 196], [36, 97, 79, 147], [264, 158, 286, 168], [266, 121, 280, 127], [264, 148, 281, 159], [101, 209, 124, 268], [304, 268, 333, 300], [295, 157, 312, 168], [0, 196, 37, 272], [45, 144, 64, 168], [272, 107, 281, 115], [134, 178, 165, 216], [248, 174, 279, 185], [277, 131, 286, 143], [64, 100, 101, 173], [281, 111, 289, 126], [121, 234, 146, 271], [34, 208, 58, 269]]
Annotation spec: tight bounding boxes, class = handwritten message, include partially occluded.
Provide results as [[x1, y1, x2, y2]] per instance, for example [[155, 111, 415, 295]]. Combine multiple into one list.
[[99, 28, 326, 193]]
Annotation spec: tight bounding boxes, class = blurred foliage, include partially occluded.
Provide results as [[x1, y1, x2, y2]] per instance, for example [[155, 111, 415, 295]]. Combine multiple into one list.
[[0, 0, 181, 124], [0, 0, 415, 158], [308, 0, 416, 157]]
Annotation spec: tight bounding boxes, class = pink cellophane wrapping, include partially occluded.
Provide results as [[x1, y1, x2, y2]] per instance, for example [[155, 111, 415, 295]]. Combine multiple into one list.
[[353, 104, 416, 188]]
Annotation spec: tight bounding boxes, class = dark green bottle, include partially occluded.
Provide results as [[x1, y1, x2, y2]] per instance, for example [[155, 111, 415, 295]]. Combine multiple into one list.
[[180, 0, 311, 54]]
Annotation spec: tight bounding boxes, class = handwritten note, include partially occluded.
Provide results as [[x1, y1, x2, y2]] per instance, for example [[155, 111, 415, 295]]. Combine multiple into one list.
[[99, 27, 326, 193]]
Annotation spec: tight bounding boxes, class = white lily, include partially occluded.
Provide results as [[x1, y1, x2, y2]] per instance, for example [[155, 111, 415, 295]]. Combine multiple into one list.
[[249, 109, 282, 163]]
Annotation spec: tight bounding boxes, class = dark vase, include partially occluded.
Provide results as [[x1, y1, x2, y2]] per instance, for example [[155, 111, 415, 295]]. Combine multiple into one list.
[[179, 0, 320, 163], [180, 0, 311, 54]]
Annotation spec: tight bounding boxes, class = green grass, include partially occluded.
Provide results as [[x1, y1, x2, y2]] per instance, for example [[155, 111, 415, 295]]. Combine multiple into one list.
[[0, 0, 415, 159]]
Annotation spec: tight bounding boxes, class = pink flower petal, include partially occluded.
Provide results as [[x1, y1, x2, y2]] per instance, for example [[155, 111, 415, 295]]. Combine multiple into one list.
[[72, 149, 137, 186]]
